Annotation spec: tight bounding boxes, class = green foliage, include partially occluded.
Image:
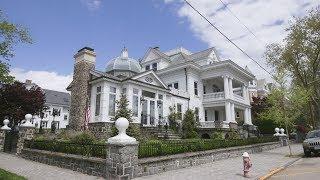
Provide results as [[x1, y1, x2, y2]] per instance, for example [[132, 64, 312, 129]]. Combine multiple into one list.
[[138, 136, 278, 158], [0, 168, 26, 180], [255, 118, 279, 134], [0, 10, 32, 84], [211, 131, 224, 140], [264, 7, 320, 128], [181, 109, 198, 139], [168, 106, 179, 132], [25, 139, 106, 158], [225, 130, 241, 140], [70, 132, 96, 144]]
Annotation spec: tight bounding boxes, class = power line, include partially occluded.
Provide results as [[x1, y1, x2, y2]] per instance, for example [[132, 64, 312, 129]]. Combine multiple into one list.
[[218, 0, 265, 44], [183, 0, 274, 79]]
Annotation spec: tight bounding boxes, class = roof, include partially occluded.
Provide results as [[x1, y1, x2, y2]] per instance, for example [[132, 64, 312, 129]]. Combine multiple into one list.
[[43, 89, 71, 107], [189, 47, 217, 60], [105, 48, 142, 73]]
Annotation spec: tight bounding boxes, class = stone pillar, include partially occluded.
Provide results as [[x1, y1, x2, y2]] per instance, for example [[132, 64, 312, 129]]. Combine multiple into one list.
[[225, 102, 231, 123], [106, 117, 138, 180], [0, 130, 5, 152], [223, 76, 229, 99], [228, 78, 233, 99], [16, 127, 35, 154]]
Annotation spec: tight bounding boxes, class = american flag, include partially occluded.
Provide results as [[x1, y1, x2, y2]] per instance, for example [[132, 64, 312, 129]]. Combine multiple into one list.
[[84, 103, 90, 130]]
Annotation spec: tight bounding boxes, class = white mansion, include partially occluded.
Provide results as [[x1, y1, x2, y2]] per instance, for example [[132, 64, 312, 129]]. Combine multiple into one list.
[[68, 46, 255, 132]]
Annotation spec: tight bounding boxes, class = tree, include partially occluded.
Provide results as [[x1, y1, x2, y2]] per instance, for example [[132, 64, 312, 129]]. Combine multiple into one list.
[[0, 82, 45, 126], [181, 109, 198, 139], [259, 71, 309, 155], [264, 7, 320, 128], [0, 10, 32, 84], [111, 93, 140, 139]]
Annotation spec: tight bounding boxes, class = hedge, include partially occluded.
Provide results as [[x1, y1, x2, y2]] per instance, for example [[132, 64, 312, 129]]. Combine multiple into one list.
[[24, 140, 106, 158], [138, 136, 278, 158]]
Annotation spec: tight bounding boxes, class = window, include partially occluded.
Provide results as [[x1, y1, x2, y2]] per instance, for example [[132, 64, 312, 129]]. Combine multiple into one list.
[[168, 84, 172, 89], [158, 94, 163, 100], [205, 110, 208, 121], [146, 65, 150, 70], [109, 87, 116, 116], [195, 107, 199, 122], [64, 115, 68, 121], [142, 90, 155, 98], [132, 96, 139, 117], [177, 104, 182, 120], [152, 63, 158, 71], [122, 88, 127, 94], [215, 110, 219, 121], [194, 81, 198, 95], [174, 82, 179, 89], [95, 86, 102, 116], [133, 88, 139, 95], [203, 85, 206, 94]]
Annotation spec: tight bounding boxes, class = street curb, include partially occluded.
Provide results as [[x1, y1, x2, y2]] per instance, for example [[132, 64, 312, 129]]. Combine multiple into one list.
[[258, 157, 302, 180]]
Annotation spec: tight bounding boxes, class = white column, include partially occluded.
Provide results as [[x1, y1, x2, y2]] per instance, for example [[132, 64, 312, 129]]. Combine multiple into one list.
[[244, 108, 249, 125], [242, 85, 246, 98], [155, 93, 159, 126], [223, 76, 229, 99], [230, 103, 236, 123], [225, 102, 231, 122], [246, 87, 251, 104], [248, 108, 252, 125], [147, 100, 150, 126], [228, 78, 233, 99]]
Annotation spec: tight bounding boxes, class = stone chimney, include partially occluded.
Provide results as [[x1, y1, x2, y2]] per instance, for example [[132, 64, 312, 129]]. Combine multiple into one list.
[[69, 47, 96, 131]]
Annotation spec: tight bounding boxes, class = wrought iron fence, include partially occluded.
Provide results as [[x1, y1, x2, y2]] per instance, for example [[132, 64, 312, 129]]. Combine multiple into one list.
[[24, 140, 107, 159], [138, 136, 278, 158]]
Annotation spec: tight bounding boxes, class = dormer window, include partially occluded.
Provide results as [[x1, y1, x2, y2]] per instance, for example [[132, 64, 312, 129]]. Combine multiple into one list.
[[152, 63, 158, 71], [146, 65, 150, 70]]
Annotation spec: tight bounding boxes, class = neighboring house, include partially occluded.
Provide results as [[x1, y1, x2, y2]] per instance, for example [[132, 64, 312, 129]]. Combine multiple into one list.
[[24, 80, 71, 129], [68, 46, 255, 132], [248, 78, 274, 102]]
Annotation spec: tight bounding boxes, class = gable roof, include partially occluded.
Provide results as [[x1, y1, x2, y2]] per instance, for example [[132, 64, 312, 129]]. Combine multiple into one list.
[[130, 70, 168, 89], [189, 47, 218, 60], [44, 89, 71, 107], [141, 47, 171, 63]]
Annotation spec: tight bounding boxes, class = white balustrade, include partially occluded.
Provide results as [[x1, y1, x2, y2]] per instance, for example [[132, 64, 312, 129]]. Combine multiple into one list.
[[203, 92, 225, 102]]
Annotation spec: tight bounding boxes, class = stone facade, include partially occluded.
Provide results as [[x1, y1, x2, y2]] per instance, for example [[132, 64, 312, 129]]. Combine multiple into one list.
[[16, 127, 35, 154], [88, 122, 113, 140], [69, 47, 95, 131], [21, 148, 106, 177], [0, 130, 5, 152], [106, 143, 139, 180], [134, 142, 281, 177]]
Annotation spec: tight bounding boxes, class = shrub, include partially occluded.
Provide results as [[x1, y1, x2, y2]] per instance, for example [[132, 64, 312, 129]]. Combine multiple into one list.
[[182, 109, 198, 139], [70, 132, 96, 144], [211, 131, 224, 140], [225, 130, 241, 140]]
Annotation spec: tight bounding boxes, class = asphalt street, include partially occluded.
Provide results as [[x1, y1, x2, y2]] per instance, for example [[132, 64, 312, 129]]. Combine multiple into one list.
[[270, 156, 320, 180]]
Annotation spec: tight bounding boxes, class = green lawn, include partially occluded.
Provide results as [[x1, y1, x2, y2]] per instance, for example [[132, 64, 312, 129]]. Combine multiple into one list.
[[0, 168, 26, 180]]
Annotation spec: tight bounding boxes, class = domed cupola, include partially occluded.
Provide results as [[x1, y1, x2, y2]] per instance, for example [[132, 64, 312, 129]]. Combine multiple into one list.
[[105, 48, 142, 77]]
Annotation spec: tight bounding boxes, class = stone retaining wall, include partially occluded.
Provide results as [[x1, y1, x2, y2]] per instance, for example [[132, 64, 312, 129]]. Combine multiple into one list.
[[21, 148, 106, 177], [134, 141, 281, 177], [21, 141, 280, 178]]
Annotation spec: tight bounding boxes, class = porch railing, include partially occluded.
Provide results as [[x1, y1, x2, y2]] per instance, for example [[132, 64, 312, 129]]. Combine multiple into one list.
[[203, 92, 225, 102]]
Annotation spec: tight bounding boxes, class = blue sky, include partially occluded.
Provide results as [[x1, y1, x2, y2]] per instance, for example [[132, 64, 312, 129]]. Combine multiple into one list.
[[1, 0, 318, 91]]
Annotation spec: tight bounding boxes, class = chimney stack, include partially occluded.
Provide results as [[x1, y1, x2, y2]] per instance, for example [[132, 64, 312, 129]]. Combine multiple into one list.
[[69, 47, 96, 131]]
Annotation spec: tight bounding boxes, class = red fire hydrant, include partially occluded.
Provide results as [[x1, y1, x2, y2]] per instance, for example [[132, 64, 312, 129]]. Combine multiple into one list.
[[242, 152, 252, 178]]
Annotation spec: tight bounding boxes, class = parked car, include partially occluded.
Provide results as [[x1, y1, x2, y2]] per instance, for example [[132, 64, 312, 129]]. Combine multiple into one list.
[[302, 129, 320, 157]]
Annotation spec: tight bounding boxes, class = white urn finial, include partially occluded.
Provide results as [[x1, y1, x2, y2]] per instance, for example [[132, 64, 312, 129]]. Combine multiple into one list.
[[107, 117, 137, 144], [20, 114, 35, 128], [279, 128, 287, 137], [1, 119, 11, 131], [274, 127, 280, 136]]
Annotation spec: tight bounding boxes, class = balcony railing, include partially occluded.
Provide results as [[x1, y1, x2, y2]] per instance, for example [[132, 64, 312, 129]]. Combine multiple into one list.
[[203, 92, 225, 102], [234, 94, 244, 102]]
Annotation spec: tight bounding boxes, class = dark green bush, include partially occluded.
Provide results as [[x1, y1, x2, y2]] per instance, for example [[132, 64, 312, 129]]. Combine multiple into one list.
[[138, 136, 277, 158], [211, 131, 224, 140], [70, 132, 96, 144]]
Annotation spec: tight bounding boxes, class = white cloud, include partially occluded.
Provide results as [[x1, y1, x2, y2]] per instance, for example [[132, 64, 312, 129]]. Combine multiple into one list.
[[81, 0, 102, 11], [10, 68, 73, 92], [163, 0, 318, 81]]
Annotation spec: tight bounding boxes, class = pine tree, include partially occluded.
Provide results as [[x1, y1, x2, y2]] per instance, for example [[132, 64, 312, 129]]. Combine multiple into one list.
[[181, 109, 198, 139], [111, 93, 140, 139]]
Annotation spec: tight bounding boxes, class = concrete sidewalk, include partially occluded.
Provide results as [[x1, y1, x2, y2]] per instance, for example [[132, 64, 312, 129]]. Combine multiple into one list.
[[135, 144, 303, 180], [0, 153, 103, 180]]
